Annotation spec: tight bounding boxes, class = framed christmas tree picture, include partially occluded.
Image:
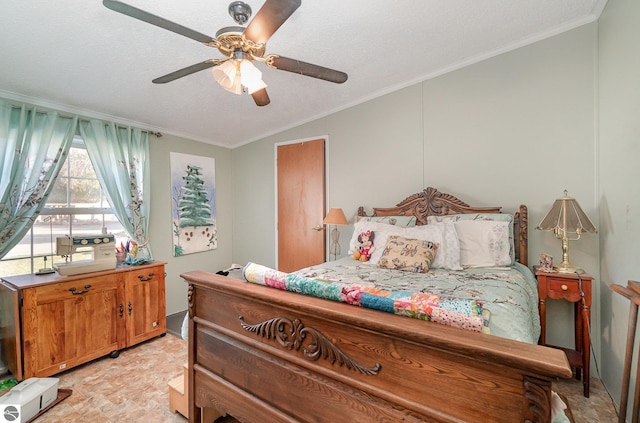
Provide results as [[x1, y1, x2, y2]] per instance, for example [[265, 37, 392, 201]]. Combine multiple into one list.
[[170, 152, 217, 256]]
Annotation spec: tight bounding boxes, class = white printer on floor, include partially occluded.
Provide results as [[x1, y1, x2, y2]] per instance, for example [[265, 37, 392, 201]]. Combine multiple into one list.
[[0, 378, 59, 423]]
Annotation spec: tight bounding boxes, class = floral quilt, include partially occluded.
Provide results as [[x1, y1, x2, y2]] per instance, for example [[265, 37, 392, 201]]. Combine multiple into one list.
[[242, 257, 540, 344]]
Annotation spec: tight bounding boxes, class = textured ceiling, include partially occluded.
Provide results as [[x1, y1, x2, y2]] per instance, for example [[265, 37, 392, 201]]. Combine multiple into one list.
[[0, 0, 607, 148]]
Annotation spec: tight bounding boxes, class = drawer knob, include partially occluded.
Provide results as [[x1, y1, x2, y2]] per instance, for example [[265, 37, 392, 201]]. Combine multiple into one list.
[[561, 284, 568, 291]]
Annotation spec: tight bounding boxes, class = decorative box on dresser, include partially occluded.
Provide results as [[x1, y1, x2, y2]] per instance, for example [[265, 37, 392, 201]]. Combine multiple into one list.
[[0, 262, 166, 381], [536, 269, 593, 397]]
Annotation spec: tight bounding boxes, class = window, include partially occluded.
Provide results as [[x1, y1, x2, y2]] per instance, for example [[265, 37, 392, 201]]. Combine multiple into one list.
[[0, 137, 127, 277]]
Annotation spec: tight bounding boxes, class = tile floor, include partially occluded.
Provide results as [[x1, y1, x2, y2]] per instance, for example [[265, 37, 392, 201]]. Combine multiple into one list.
[[39, 334, 188, 422]]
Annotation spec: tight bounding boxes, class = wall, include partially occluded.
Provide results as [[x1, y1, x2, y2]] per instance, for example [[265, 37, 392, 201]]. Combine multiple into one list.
[[232, 24, 599, 353], [423, 24, 600, 354], [232, 86, 425, 267], [598, 0, 640, 416], [150, 133, 233, 315]]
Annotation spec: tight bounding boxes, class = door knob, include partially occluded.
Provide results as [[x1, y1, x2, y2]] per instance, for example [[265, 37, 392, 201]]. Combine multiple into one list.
[[312, 225, 324, 231]]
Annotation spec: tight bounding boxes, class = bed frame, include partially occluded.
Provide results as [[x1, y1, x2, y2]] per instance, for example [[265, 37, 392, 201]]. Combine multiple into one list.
[[181, 187, 571, 423]]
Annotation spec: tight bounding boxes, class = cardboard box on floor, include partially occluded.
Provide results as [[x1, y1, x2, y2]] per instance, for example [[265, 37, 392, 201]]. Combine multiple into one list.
[[169, 363, 221, 423]]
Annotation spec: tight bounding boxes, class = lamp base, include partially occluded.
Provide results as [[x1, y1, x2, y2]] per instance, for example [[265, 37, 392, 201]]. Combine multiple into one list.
[[554, 262, 584, 274], [329, 226, 341, 261]]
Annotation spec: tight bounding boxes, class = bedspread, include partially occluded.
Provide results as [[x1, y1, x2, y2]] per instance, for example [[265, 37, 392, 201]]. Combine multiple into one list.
[[243, 257, 540, 344]]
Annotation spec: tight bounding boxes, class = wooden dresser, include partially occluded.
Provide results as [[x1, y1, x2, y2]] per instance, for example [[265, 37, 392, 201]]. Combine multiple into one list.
[[0, 262, 166, 381]]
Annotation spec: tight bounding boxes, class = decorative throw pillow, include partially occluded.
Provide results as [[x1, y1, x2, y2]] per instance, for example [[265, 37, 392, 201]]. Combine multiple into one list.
[[427, 213, 515, 265], [355, 215, 417, 227], [378, 235, 439, 273], [453, 220, 511, 268]]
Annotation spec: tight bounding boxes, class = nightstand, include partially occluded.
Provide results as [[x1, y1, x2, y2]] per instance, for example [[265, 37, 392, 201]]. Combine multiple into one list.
[[536, 269, 593, 397]]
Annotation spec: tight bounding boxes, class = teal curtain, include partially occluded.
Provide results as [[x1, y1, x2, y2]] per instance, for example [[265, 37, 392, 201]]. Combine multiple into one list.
[[0, 100, 77, 258], [79, 120, 152, 260]]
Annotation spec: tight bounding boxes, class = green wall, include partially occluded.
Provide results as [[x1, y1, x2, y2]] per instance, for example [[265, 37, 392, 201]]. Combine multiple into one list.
[[149, 133, 233, 315], [598, 0, 640, 416]]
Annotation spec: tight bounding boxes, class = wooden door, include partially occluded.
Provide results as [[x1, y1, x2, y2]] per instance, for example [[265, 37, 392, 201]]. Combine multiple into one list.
[[124, 264, 166, 347], [277, 139, 326, 272]]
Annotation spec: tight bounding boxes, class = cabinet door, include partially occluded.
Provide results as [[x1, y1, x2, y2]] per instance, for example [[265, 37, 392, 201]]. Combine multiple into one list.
[[0, 281, 21, 379], [124, 265, 166, 346], [22, 274, 122, 378]]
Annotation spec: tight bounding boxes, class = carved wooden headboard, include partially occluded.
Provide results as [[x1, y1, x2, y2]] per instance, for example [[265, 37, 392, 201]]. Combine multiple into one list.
[[357, 187, 528, 266]]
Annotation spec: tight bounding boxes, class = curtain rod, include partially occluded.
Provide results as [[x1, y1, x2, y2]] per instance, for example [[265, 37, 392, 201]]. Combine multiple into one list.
[[8, 104, 163, 137]]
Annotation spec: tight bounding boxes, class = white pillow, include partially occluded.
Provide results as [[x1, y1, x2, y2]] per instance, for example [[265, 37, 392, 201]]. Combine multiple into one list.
[[404, 223, 462, 270], [454, 220, 511, 268], [427, 213, 515, 265], [349, 221, 462, 270]]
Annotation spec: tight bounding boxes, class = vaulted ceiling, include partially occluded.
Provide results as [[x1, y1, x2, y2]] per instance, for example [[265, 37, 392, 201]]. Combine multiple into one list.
[[0, 0, 607, 148]]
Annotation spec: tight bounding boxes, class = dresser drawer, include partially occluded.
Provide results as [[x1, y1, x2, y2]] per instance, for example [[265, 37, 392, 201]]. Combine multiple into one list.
[[28, 274, 120, 304], [126, 265, 163, 284]]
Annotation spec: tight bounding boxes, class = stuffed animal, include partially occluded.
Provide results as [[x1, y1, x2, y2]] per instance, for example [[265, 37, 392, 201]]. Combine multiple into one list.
[[353, 230, 375, 262]]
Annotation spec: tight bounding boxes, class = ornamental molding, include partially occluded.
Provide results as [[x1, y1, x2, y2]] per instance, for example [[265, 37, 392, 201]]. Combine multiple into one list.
[[239, 316, 381, 376]]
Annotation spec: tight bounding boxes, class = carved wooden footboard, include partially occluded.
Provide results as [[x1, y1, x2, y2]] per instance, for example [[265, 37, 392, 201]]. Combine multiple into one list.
[[182, 271, 571, 423]]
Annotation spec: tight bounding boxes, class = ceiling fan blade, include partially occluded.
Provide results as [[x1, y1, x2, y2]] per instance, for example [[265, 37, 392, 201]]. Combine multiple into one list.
[[103, 0, 215, 44], [251, 88, 271, 107], [266, 56, 348, 84], [152, 60, 221, 84], [243, 0, 301, 45]]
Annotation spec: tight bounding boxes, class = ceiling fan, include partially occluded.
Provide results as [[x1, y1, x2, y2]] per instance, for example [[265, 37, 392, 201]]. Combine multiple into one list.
[[102, 0, 348, 107]]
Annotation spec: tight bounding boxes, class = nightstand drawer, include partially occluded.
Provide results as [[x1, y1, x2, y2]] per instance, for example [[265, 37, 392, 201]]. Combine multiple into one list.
[[547, 278, 581, 300]]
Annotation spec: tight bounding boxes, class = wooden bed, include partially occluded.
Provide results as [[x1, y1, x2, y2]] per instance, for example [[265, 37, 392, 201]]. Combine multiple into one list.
[[181, 187, 572, 423]]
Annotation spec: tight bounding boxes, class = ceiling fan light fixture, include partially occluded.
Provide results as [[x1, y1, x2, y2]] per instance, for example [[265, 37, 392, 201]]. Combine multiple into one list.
[[239, 59, 267, 94], [226, 74, 243, 95], [212, 60, 242, 95], [246, 79, 267, 95], [104, 0, 348, 106]]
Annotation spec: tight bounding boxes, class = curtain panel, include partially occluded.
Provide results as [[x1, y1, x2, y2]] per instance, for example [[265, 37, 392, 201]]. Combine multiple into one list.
[[0, 100, 77, 258], [79, 120, 152, 260]]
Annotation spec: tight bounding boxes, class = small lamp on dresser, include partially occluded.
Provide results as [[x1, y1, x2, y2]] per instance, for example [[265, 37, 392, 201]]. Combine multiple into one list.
[[323, 208, 348, 260], [536, 190, 597, 274]]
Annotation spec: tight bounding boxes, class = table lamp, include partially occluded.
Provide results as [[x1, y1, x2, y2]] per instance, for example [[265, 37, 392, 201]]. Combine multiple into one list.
[[323, 208, 348, 260], [536, 190, 597, 274]]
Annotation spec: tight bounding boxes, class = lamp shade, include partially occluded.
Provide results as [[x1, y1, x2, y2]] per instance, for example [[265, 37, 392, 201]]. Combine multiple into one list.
[[536, 190, 596, 273], [212, 60, 242, 95], [212, 58, 266, 95], [536, 190, 597, 236], [323, 208, 348, 225], [239, 59, 267, 94]]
